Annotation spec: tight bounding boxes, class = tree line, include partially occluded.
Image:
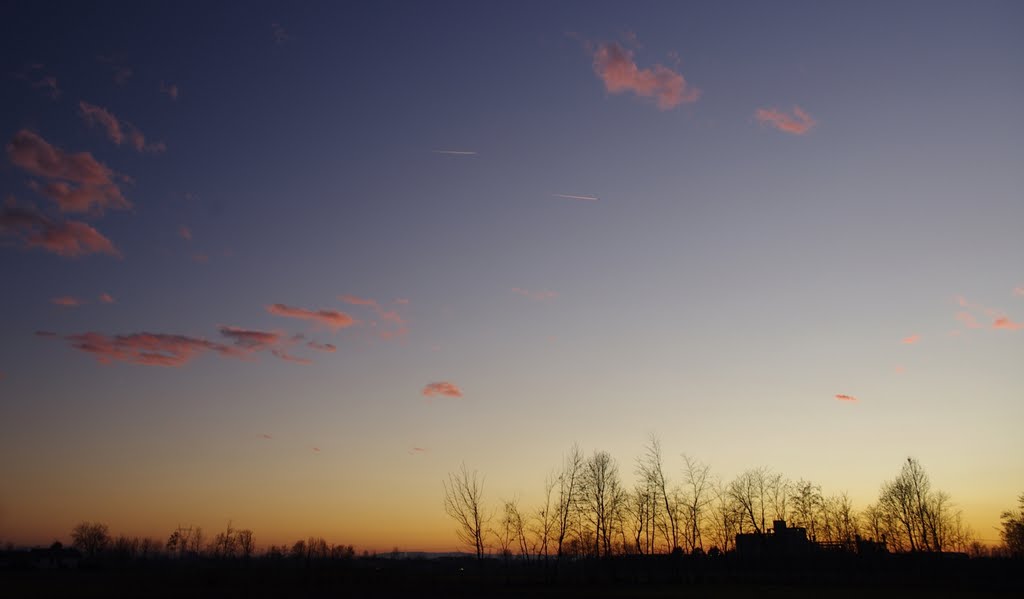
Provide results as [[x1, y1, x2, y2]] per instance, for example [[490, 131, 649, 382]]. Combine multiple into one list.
[[53, 521, 363, 563], [443, 436, 1024, 560]]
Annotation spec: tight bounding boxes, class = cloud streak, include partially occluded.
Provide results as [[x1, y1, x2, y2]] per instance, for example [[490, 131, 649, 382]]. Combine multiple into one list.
[[755, 106, 817, 135], [835, 394, 858, 402], [266, 303, 356, 330], [65, 331, 243, 367], [432, 150, 477, 155], [901, 334, 921, 345], [592, 41, 700, 110], [552, 193, 598, 202], [422, 381, 463, 398], [51, 296, 81, 307]]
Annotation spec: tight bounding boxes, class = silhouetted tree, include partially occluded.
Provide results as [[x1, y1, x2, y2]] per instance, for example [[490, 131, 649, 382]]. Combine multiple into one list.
[[638, 436, 681, 552], [443, 462, 489, 559], [166, 525, 203, 558], [682, 454, 712, 553], [531, 473, 557, 560], [877, 457, 964, 552], [999, 493, 1024, 558], [554, 443, 584, 557], [237, 529, 255, 559], [70, 521, 110, 558], [582, 450, 624, 557]]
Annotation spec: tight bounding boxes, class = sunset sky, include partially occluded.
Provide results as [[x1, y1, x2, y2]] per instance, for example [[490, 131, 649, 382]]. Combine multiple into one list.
[[1, 1, 1022, 551]]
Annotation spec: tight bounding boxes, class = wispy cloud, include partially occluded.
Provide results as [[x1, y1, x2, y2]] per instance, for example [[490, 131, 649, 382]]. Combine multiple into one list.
[[266, 303, 356, 330], [79, 102, 166, 153], [33, 75, 61, 100], [258, 433, 273, 440], [755, 106, 817, 135], [432, 150, 477, 155], [79, 102, 125, 145], [511, 287, 558, 301], [271, 348, 313, 364], [99, 293, 115, 304], [955, 311, 981, 329], [179, 225, 192, 241], [191, 253, 209, 263], [218, 326, 284, 351], [65, 331, 243, 367], [894, 365, 906, 374], [7, 129, 130, 214], [307, 341, 336, 352], [835, 394, 858, 402], [0, 203, 121, 258], [408, 447, 428, 455], [35, 330, 58, 337], [51, 296, 81, 307], [993, 316, 1024, 331], [340, 293, 409, 335], [1014, 286, 1024, 297], [901, 334, 921, 345], [592, 41, 700, 110], [160, 81, 179, 100], [552, 193, 598, 202], [422, 381, 463, 398]]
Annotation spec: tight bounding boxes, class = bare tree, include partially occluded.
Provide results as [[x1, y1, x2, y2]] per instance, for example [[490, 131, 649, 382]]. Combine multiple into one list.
[[790, 479, 824, 540], [709, 479, 741, 552], [555, 443, 584, 557], [1000, 493, 1024, 558], [166, 525, 202, 558], [638, 435, 680, 552], [531, 473, 557, 561], [581, 450, 624, 557], [237, 529, 255, 559], [71, 521, 110, 558], [682, 454, 712, 553], [729, 467, 772, 533], [443, 462, 489, 559], [877, 457, 960, 552]]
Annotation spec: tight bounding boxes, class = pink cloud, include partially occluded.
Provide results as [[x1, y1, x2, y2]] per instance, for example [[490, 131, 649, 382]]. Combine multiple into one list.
[[312, 446, 321, 454], [0, 204, 121, 258], [894, 365, 906, 374], [99, 293, 115, 304], [955, 311, 981, 329], [79, 102, 125, 145], [1014, 286, 1024, 297], [191, 253, 209, 263], [218, 326, 284, 351], [592, 41, 700, 109], [258, 433, 273, 439], [65, 331, 243, 367], [512, 287, 558, 301], [993, 316, 1024, 331], [393, 298, 410, 305], [835, 394, 858, 402], [340, 293, 409, 331], [755, 106, 817, 135], [422, 381, 463, 398], [179, 225, 192, 241], [7, 130, 130, 214], [266, 303, 356, 330], [307, 341, 337, 352], [901, 334, 921, 345], [339, 294, 378, 307], [52, 296, 81, 307], [271, 348, 313, 364], [79, 102, 165, 153], [408, 447, 428, 455]]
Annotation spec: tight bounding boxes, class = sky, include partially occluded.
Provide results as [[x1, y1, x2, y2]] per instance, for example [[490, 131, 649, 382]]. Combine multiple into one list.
[[0, 1, 1022, 551]]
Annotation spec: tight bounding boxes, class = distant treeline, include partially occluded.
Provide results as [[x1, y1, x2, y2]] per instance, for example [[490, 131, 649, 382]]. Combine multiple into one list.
[[442, 438, 1024, 560]]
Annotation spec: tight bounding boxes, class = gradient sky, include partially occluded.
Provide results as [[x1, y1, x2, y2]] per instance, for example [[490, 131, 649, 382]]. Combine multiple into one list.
[[1, 1, 1022, 551]]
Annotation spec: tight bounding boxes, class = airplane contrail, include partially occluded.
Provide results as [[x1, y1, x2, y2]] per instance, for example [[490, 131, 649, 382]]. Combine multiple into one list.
[[432, 149, 477, 155], [552, 193, 598, 201]]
